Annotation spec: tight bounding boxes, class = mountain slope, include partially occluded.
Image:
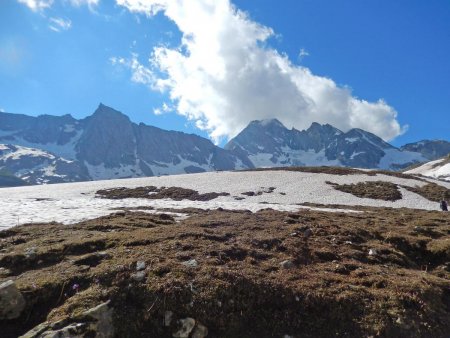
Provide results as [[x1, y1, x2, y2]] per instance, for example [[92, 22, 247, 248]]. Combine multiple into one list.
[[401, 140, 450, 160], [0, 144, 90, 185], [1, 105, 448, 185], [404, 156, 450, 181], [0, 104, 252, 183], [0, 170, 28, 187], [226, 119, 427, 170]]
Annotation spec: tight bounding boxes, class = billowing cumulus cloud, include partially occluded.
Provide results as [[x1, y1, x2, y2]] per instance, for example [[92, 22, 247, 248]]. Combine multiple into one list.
[[116, 0, 407, 143]]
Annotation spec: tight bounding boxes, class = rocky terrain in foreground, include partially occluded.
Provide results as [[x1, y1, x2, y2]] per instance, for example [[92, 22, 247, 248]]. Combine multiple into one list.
[[1, 204, 449, 337]]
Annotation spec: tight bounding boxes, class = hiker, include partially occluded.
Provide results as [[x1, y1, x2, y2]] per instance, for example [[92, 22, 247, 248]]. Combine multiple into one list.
[[440, 199, 448, 211]]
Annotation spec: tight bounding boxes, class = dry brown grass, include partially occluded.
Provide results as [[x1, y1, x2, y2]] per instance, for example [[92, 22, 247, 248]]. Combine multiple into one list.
[[327, 180, 403, 201], [402, 183, 450, 202], [97, 186, 230, 201], [245, 166, 426, 181], [1, 206, 449, 337]]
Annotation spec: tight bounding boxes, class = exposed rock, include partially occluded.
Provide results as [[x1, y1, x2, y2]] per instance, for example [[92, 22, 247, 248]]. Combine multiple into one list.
[[280, 260, 295, 269], [131, 271, 146, 282], [172, 317, 196, 338], [164, 310, 173, 327], [182, 259, 198, 268], [25, 247, 37, 260], [0, 280, 26, 320], [136, 261, 146, 271], [82, 301, 114, 338], [192, 323, 208, 338], [20, 301, 113, 338]]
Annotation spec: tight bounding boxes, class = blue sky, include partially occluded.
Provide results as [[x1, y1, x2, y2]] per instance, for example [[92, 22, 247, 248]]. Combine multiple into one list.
[[0, 0, 449, 147]]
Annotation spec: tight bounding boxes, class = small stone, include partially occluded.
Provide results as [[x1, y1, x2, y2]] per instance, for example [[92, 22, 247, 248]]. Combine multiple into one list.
[[192, 323, 208, 338], [173, 317, 196, 338], [131, 271, 146, 282], [303, 228, 313, 238], [25, 247, 37, 260], [0, 267, 11, 277], [368, 249, 377, 256], [164, 311, 173, 327], [136, 261, 146, 271], [97, 251, 110, 258], [78, 265, 90, 272], [0, 280, 26, 320], [280, 260, 295, 269], [297, 226, 312, 238], [182, 259, 198, 268]]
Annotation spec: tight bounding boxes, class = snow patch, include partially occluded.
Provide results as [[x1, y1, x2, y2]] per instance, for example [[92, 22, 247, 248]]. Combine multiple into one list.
[[0, 169, 446, 229]]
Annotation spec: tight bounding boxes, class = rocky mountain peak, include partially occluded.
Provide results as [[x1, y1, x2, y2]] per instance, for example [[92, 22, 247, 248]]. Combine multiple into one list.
[[90, 103, 130, 122]]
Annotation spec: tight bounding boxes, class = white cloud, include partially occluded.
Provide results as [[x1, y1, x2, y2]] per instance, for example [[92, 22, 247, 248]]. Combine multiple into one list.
[[110, 54, 155, 85], [68, 0, 100, 9], [17, 0, 54, 11], [298, 48, 309, 59], [49, 17, 72, 32], [18, 0, 99, 11], [116, 0, 406, 143]]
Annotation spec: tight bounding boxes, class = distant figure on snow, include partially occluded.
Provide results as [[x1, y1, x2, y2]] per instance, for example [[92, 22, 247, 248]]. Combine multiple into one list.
[[440, 199, 448, 211]]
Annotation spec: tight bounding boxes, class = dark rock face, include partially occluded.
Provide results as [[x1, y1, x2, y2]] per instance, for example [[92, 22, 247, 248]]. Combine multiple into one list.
[[0, 104, 250, 185], [226, 119, 428, 170], [77, 104, 137, 167], [401, 140, 450, 160]]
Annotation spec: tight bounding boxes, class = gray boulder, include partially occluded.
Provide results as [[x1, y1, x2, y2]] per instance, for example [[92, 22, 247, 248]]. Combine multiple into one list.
[[19, 301, 114, 338], [0, 280, 26, 320]]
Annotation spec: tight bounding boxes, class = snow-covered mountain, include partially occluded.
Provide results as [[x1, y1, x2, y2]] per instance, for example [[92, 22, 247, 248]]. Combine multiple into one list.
[[405, 156, 450, 181], [0, 144, 89, 185], [1, 105, 449, 186], [225, 119, 447, 170], [0, 104, 252, 184]]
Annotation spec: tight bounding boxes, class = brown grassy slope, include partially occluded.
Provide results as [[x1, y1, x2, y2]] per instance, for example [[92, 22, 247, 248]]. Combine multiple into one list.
[[245, 166, 426, 180], [402, 183, 450, 202], [327, 181, 403, 201], [0, 207, 449, 338], [96, 186, 230, 201]]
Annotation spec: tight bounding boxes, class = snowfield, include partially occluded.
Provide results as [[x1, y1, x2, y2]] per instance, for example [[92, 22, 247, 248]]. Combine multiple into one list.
[[0, 170, 449, 229], [405, 158, 450, 181]]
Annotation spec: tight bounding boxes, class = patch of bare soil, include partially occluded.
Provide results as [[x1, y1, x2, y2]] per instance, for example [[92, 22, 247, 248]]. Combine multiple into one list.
[[1, 206, 449, 337], [327, 180, 403, 201], [402, 183, 450, 202], [97, 186, 230, 201]]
